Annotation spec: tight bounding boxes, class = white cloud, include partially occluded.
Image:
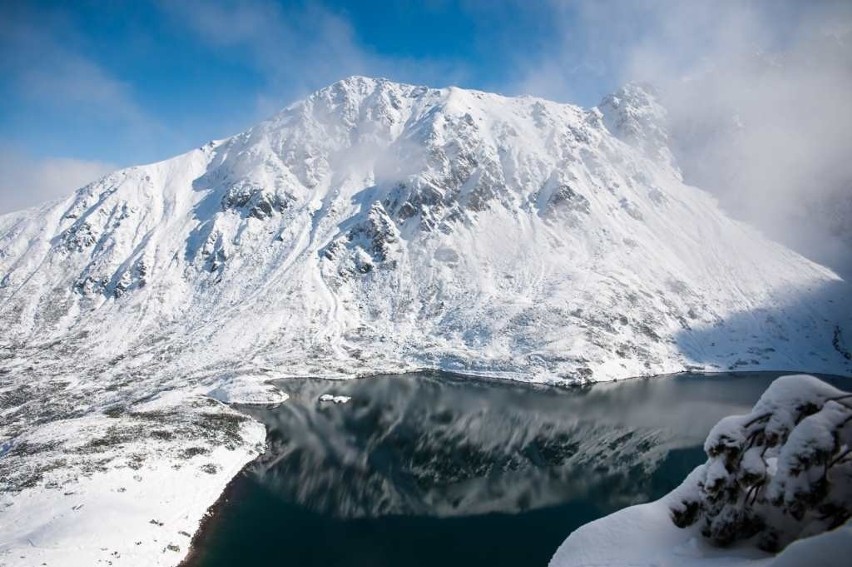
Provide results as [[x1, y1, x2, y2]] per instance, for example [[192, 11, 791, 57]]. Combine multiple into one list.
[[0, 9, 153, 130], [160, 0, 378, 93], [514, 0, 852, 275], [17, 54, 148, 126], [621, 1, 852, 275], [159, 0, 467, 110], [0, 149, 116, 215], [0, 4, 163, 216]]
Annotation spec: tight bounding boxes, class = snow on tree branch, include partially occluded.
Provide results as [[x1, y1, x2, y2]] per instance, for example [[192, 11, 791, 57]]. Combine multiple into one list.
[[670, 374, 852, 551]]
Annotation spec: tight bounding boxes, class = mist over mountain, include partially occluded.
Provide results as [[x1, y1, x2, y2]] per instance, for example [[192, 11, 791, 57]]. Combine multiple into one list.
[[660, 31, 852, 278], [2, 76, 851, 567], [1, 77, 849, 388], [606, 2, 852, 279]]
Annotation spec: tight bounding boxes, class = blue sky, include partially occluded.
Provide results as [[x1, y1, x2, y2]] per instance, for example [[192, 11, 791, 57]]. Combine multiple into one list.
[[0, 0, 840, 213], [0, 1, 611, 166]]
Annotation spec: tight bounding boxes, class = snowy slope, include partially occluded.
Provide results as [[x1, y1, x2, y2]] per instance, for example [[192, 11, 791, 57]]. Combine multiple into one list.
[[0, 77, 850, 566], [1, 77, 848, 384]]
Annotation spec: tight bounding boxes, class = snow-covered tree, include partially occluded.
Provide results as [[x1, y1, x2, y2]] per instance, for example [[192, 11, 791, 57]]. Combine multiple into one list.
[[670, 374, 852, 551]]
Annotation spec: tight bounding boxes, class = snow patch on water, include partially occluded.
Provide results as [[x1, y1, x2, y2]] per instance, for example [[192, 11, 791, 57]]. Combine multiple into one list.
[[206, 375, 289, 405], [318, 393, 352, 404]]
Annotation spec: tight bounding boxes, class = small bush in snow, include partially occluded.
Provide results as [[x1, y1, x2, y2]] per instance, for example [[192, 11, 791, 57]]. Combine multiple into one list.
[[670, 374, 852, 551]]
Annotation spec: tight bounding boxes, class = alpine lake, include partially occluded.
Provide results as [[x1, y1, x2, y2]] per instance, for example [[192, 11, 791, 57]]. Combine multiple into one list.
[[186, 371, 848, 567]]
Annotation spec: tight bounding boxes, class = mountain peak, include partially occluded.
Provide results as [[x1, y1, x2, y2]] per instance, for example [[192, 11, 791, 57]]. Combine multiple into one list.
[[306, 75, 428, 103], [598, 82, 674, 167], [313, 75, 391, 97], [0, 77, 848, 390]]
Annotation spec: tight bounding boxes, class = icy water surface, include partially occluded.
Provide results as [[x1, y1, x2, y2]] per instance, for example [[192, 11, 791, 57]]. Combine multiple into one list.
[[188, 371, 847, 567]]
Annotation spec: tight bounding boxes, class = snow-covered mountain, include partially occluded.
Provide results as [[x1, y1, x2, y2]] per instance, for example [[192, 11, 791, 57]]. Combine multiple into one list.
[[1, 76, 850, 567], [1, 76, 849, 386]]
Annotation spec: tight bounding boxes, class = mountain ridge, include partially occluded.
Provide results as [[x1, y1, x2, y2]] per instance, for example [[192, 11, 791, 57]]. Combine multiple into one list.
[[0, 76, 849, 386], [1, 75, 850, 567]]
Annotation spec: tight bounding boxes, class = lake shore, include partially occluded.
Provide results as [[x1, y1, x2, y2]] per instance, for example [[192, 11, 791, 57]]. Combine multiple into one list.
[[175, 371, 852, 567]]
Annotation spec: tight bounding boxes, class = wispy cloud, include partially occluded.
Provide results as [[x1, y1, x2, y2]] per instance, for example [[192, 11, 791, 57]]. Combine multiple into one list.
[[163, 0, 367, 87], [17, 53, 150, 127], [515, 0, 852, 275], [159, 0, 467, 114], [0, 6, 154, 133], [622, 1, 852, 275], [504, 0, 644, 104], [0, 3, 163, 212], [0, 147, 116, 214]]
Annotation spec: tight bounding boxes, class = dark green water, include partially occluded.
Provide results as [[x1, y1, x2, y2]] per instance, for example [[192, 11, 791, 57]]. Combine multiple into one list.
[[188, 371, 847, 567]]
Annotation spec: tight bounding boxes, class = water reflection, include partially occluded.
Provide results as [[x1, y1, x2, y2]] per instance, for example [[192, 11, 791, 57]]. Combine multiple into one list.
[[190, 371, 849, 567], [235, 371, 818, 519]]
